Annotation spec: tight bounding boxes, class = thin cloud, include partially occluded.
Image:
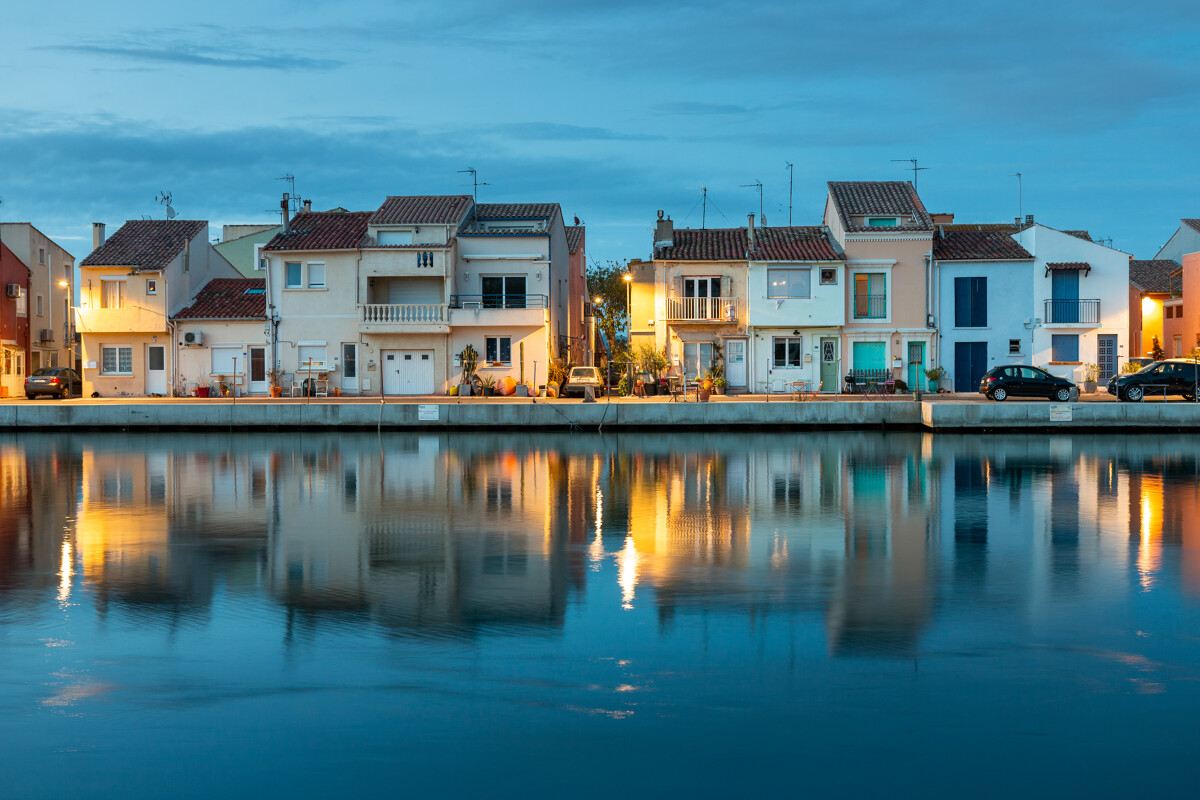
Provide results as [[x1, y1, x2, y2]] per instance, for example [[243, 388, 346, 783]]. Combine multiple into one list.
[[48, 43, 342, 70]]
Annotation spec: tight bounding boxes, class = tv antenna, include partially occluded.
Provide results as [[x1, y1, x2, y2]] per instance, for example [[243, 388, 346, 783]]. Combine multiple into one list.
[[155, 190, 176, 220], [784, 161, 794, 226], [458, 167, 490, 225], [1012, 172, 1023, 221], [276, 174, 302, 213], [892, 158, 928, 190], [741, 179, 764, 225], [685, 185, 709, 228]]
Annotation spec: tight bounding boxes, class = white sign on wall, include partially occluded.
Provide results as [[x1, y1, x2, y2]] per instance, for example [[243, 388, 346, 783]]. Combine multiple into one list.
[[418, 404, 439, 422], [1049, 404, 1072, 422]]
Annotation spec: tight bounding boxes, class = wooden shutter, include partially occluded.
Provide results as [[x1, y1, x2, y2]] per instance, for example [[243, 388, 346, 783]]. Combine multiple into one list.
[[972, 277, 987, 327]]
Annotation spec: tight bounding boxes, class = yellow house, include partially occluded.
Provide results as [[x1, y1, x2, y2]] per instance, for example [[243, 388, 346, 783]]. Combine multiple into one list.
[[76, 220, 239, 397], [1128, 259, 1176, 358]]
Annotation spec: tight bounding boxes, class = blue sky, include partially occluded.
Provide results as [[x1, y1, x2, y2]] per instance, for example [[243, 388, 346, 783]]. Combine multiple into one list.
[[2, 0, 1198, 264]]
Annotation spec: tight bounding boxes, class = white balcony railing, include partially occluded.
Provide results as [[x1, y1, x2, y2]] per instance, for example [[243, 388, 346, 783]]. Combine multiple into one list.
[[360, 303, 447, 324], [665, 296, 740, 322]]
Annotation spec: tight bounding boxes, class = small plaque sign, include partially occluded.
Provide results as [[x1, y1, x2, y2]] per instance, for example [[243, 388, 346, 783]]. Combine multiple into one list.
[[418, 404, 439, 422], [1049, 404, 1072, 422], [84, 361, 97, 370]]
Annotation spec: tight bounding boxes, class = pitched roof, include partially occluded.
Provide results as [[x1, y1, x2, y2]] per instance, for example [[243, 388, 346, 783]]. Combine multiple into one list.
[[369, 195, 473, 225], [474, 203, 560, 219], [934, 229, 1032, 261], [656, 227, 747, 260], [751, 226, 840, 261], [263, 211, 371, 252], [827, 181, 933, 232], [1063, 230, 1093, 241], [80, 220, 207, 271], [1129, 259, 1177, 293], [173, 279, 266, 320], [1182, 219, 1200, 234], [565, 225, 585, 254]]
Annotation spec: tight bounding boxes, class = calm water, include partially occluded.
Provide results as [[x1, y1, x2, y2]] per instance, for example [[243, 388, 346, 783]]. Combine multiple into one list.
[[2, 431, 1199, 798]]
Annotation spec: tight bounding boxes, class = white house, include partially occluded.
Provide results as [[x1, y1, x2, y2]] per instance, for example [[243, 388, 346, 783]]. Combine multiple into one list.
[[173, 278, 269, 395]]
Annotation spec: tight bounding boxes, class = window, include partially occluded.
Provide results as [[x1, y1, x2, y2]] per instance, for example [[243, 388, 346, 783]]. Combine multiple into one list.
[[485, 336, 512, 365], [481, 276, 527, 308], [342, 343, 357, 379], [683, 276, 721, 298], [36, 294, 44, 316], [1051, 334, 1080, 362], [866, 217, 898, 227], [16, 293, 26, 317], [307, 262, 325, 288], [146, 279, 157, 295], [767, 268, 811, 299], [853, 273, 887, 319], [1009, 339, 1021, 355], [254, 244, 265, 271], [773, 336, 803, 368], [100, 345, 133, 375], [1175, 335, 1184, 357], [954, 277, 987, 327], [100, 279, 125, 309], [38, 248, 46, 265], [682, 341, 713, 379], [297, 344, 327, 370], [210, 346, 241, 376], [820, 268, 837, 285], [285, 262, 302, 288]]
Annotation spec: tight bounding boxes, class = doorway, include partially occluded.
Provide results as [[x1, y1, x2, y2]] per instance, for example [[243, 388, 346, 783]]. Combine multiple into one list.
[[341, 343, 358, 393], [726, 339, 747, 387], [1098, 334, 1117, 382], [954, 341, 987, 392], [819, 338, 839, 392], [907, 342, 925, 391], [248, 347, 267, 393], [145, 345, 167, 395]]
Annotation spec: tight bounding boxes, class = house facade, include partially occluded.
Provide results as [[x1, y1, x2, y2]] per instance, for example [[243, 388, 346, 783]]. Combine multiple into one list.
[[0, 241, 30, 397], [0, 222, 76, 373], [214, 224, 283, 277], [1162, 252, 1200, 357], [173, 278, 268, 394], [1128, 259, 1177, 358], [824, 181, 936, 391], [76, 220, 240, 397], [1153, 219, 1200, 265]]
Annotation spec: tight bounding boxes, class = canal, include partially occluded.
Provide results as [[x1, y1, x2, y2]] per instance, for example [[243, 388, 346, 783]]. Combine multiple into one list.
[[1, 431, 1198, 797]]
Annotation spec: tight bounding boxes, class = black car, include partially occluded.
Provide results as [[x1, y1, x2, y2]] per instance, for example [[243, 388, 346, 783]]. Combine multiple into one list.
[[979, 365, 1075, 402], [25, 367, 83, 399], [1108, 359, 1199, 402]]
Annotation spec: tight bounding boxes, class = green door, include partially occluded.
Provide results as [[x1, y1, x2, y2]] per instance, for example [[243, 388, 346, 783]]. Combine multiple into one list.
[[852, 341, 886, 371], [907, 342, 924, 391], [819, 338, 839, 392]]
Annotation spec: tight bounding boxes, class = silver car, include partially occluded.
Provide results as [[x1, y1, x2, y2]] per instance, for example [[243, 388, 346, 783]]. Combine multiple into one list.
[[25, 367, 83, 399], [563, 366, 605, 397]]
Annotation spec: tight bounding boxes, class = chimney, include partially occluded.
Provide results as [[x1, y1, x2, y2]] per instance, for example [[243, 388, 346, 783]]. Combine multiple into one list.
[[303, 199, 312, 213], [92, 223, 105, 250], [1014, 217, 1021, 228], [281, 193, 290, 233], [747, 213, 755, 247], [654, 213, 674, 248], [1025, 214, 1035, 225]]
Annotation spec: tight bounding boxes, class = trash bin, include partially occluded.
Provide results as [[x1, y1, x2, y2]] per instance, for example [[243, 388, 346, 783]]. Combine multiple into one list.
[[1069, 386, 1080, 402]]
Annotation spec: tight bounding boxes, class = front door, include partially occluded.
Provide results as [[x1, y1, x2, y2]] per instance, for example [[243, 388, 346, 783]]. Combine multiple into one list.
[[954, 342, 987, 392], [907, 342, 925, 391], [248, 347, 267, 393], [726, 340, 747, 387], [1050, 270, 1080, 323], [819, 338, 839, 392], [341, 343, 358, 393], [145, 345, 167, 395], [1098, 334, 1117, 383]]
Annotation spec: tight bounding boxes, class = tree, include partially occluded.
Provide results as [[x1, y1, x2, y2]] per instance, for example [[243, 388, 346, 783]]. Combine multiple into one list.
[[587, 260, 630, 349], [1151, 336, 1166, 361]]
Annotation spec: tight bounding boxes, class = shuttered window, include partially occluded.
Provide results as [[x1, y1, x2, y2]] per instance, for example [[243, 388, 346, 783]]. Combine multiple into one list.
[[954, 277, 987, 327]]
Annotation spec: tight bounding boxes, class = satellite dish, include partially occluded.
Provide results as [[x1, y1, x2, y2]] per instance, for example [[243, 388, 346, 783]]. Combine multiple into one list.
[[155, 190, 175, 219], [166, 205, 177, 219]]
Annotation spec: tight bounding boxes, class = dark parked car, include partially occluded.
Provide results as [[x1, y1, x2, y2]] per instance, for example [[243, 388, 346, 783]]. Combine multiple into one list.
[[25, 367, 83, 399], [979, 365, 1075, 402], [1108, 359, 1199, 401]]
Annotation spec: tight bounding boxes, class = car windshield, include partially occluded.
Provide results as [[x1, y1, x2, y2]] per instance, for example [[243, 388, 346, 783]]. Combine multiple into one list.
[[569, 368, 600, 380], [1136, 363, 1164, 375], [31, 368, 58, 377]]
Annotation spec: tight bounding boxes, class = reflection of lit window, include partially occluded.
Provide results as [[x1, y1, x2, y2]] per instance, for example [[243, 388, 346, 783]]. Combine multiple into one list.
[[101, 471, 134, 505], [486, 479, 512, 513], [483, 532, 527, 575], [772, 474, 801, 511]]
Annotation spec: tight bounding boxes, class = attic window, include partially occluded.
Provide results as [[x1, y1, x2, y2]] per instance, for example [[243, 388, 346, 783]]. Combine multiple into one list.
[[244, 288, 265, 295], [867, 217, 899, 228]]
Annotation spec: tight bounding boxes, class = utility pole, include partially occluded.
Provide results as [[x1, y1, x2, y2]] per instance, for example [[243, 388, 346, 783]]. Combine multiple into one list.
[[785, 162, 794, 226], [741, 179, 764, 223], [892, 158, 928, 191]]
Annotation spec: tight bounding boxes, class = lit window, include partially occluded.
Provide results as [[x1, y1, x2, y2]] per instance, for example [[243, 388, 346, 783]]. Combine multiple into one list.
[[146, 279, 157, 295], [767, 268, 811, 299], [101, 279, 126, 309]]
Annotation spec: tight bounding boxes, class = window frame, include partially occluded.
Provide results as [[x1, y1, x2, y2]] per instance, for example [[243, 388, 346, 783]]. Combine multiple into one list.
[[772, 336, 804, 368], [485, 335, 513, 366], [1051, 334, 1080, 363], [683, 276, 721, 299], [866, 217, 899, 228], [306, 261, 326, 289], [285, 262, 303, 289], [36, 293, 44, 317], [100, 278, 126, 309], [100, 344, 134, 376], [146, 279, 157, 295], [819, 268, 837, 286], [766, 268, 812, 300], [1008, 339, 1021, 355], [852, 272, 888, 320]]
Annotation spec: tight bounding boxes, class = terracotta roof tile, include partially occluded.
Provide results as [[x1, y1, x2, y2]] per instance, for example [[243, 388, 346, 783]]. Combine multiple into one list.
[[566, 225, 585, 254], [1182, 219, 1200, 234], [369, 195, 473, 225], [934, 229, 1032, 261], [751, 226, 840, 261], [1063, 230, 1093, 241], [474, 203, 560, 219], [827, 181, 933, 232], [1045, 261, 1091, 275], [1129, 259, 1177, 293], [173, 279, 266, 320], [656, 227, 747, 260], [263, 211, 371, 252], [80, 220, 207, 271]]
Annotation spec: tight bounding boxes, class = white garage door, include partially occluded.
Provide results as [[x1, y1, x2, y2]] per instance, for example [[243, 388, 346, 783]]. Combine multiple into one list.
[[381, 349, 434, 395]]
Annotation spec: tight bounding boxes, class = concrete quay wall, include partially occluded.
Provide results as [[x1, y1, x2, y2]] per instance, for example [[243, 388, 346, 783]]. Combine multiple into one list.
[[0, 400, 1197, 432]]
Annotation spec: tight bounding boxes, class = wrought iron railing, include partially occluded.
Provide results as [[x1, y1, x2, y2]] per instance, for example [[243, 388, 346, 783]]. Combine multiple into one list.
[[450, 294, 548, 309], [853, 294, 886, 319], [1044, 299, 1100, 324]]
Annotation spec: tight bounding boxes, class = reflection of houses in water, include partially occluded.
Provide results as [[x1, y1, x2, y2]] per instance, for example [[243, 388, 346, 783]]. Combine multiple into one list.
[[0, 438, 84, 595], [0, 443, 33, 590]]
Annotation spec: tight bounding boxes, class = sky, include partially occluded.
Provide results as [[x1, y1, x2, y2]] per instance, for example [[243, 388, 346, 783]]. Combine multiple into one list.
[[2, 0, 1199, 265]]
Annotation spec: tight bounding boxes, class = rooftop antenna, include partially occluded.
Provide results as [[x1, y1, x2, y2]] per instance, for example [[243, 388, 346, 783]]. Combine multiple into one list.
[[276, 174, 300, 213], [1012, 172, 1023, 222], [784, 161, 794, 226], [685, 185, 709, 228], [892, 158, 928, 191], [458, 167, 489, 225], [741, 179, 764, 225], [155, 190, 176, 220]]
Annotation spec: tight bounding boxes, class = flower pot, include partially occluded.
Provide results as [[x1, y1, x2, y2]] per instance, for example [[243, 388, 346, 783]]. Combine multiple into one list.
[[715, 385, 726, 395], [515, 385, 529, 397], [270, 386, 283, 398], [482, 387, 495, 397], [643, 382, 658, 397], [698, 390, 711, 402], [459, 382, 472, 397], [1083, 381, 1097, 394], [196, 387, 210, 398]]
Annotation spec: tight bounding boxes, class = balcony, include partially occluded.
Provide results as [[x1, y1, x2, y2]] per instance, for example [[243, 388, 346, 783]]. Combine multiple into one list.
[[1044, 299, 1100, 325], [358, 303, 449, 334], [448, 294, 548, 327], [852, 294, 886, 320], [76, 306, 168, 333], [665, 296, 740, 323]]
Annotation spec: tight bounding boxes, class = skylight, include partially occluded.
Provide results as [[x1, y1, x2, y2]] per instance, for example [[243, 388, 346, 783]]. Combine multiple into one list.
[[244, 288, 265, 295]]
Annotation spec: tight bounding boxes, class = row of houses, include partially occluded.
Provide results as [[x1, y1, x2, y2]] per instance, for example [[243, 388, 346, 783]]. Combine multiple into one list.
[[630, 181, 1131, 392], [0, 224, 76, 397], [72, 196, 587, 397]]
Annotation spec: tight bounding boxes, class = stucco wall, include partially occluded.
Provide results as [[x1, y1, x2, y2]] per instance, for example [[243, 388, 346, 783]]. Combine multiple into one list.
[[1153, 225, 1200, 265], [174, 321, 269, 394], [936, 260, 1034, 389], [0, 222, 76, 371], [449, 326, 549, 389]]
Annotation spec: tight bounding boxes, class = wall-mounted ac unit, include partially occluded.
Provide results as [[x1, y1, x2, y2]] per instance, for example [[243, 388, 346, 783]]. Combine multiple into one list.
[[5, 283, 21, 298], [182, 331, 203, 346], [39, 329, 55, 343]]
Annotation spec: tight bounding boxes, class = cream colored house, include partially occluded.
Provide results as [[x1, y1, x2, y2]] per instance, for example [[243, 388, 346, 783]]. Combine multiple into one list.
[[0, 222, 76, 372], [173, 278, 269, 395], [76, 220, 239, 397]]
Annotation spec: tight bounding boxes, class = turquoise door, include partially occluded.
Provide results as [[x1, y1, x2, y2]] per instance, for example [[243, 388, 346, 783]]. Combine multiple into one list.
[[852, 341, 886, 371], [907, 342, 924, 391]]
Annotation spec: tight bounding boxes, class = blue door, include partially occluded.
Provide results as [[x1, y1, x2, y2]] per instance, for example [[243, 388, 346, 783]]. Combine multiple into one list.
[[1050, 270, 1080, 323], [954, 342, 987, 392], [1098, 334, 1117, 382]]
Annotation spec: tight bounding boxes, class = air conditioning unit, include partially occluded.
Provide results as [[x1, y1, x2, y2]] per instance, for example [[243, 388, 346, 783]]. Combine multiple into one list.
[[182, 331, 203, 346], [39, 329, 55, 343], [5, 283, 21, 298]]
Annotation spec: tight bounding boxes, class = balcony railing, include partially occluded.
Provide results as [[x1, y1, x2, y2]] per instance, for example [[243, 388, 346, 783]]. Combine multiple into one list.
[[853, 294, 887, 319], [360, 303, 446, 324], [1044, 299, 1100, 324], [665, 296, 740, 322], [450, 294, 548, 309]]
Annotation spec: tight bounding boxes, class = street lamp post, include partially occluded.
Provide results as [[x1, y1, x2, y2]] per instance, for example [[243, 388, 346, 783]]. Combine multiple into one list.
[[57, 279, 76, 398], [622, 273, 633, 391]]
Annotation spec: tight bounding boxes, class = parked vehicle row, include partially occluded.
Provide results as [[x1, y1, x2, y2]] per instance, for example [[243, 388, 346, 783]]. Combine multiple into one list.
[[1108, 360, 1199, 402], [24, 368, 83, 399], [979, 365, 1075, 402]]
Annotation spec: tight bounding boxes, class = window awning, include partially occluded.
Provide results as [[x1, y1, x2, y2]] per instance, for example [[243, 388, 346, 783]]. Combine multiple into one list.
[[1045, 261, 1091, 276]]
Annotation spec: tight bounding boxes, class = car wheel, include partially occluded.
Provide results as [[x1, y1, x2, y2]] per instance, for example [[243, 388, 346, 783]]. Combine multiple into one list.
[[1125, 385, 1143, 402], [1185, 393, 1196, 402], [60, 388, 70, 399], [991, 386, 1007, 401], [26, 393, 35, 400], [1053, 387, 1071, 402]]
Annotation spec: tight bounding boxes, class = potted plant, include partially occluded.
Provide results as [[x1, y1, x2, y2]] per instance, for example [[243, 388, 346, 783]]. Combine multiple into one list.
[[714, 376, 727, 395], [480, 374, 497, 397], [1083, 363, 1099, 393], [617, 376, 630, 397], [266, 367, 284, 398], [924, 365, 948, 392], [459, 344, 479, 396]]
